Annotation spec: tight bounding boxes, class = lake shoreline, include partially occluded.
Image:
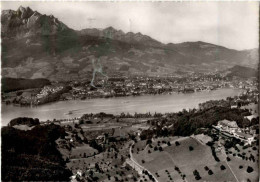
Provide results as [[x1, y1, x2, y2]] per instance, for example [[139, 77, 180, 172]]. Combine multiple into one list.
[[3, 87, 231, 108], [2, 88, 243, 126]]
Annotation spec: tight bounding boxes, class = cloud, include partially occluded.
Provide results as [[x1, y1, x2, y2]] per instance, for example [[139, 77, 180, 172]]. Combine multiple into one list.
[[1, 1, 258, 50]]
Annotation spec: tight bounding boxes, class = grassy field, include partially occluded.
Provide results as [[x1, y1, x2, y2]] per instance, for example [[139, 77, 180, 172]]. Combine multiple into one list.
[[132, 136, 242, 182], [225, 144, 259, 182], [12, 124, 35, 131], [59, 134, 140, 182], [70, 145, 98, 159]]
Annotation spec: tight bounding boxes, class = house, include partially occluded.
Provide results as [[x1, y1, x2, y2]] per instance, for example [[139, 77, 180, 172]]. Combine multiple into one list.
[[245, 114, 258, 121], [71, 170, 83, 182], [216, 119, 239, 133], [96, 135, 106, 144], [214, 119, 256, 145]]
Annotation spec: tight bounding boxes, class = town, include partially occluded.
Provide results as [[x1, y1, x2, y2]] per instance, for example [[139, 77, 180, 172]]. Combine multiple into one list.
[[2, 71, 258, 107]]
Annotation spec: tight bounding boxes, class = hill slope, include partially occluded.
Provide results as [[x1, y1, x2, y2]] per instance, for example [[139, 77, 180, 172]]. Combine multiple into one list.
[[226, 65, 257, 79]]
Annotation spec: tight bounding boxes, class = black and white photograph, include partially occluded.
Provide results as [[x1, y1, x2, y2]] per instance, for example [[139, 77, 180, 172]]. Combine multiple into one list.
[[1, 1, 259, 181]]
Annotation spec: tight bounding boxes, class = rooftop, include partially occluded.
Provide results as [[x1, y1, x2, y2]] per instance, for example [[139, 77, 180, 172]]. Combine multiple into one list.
[[218, 119, 238, 128], [234, 131, 254, 139]]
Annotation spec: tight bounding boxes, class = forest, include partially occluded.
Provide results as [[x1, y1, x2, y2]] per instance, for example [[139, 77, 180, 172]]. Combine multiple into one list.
[[140, 106, 252, 139], [1, 123, 72, 181], [2, 77, 51, 92]]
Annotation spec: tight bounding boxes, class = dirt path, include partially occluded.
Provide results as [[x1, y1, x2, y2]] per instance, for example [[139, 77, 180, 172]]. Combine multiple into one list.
[[221, 149, 239, 182]]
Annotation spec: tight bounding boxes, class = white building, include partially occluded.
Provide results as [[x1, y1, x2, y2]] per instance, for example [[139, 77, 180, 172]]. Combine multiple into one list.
[[216, 119, 239, 133], [214, 119, 255, 145], [233, 132, 255, 145]]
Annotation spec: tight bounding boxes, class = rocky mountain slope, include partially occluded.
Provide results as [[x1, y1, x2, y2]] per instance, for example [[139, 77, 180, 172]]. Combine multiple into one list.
[[1, 6, 258, 81]]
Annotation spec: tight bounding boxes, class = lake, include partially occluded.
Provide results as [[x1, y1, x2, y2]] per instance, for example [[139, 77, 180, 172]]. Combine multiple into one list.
[[1, 88, 242, 126]]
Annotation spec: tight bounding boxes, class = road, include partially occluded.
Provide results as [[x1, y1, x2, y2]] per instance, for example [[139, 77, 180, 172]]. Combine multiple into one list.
[[129, 141, 159, 182]]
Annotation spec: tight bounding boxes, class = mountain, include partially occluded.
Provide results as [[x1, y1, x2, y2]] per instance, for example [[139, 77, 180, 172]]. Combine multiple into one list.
[[1, 6, 69, 37], [1, 6, 258, 81], [79, 26, 162, 46]]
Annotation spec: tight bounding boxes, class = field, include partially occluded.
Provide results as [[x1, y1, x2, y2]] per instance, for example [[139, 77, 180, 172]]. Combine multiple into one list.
[[225, 144, 259, 182], [69, 145, 98, 159], [57, 117, 144, 181], [12, 124, 35, 131], [64, 141, 140, 181], [132, 136, 255, 182]]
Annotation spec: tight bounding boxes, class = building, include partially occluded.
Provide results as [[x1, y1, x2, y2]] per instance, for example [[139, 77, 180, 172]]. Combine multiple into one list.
[[230, 105, 237, 109], [214, 119, 255, 145], [245, 114, 258, 121], [233, 132, 255, 145], [215, 119, 239, 133]]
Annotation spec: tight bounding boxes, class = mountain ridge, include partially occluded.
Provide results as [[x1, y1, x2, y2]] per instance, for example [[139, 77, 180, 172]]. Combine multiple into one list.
[[1, 6, 258, 81], [2, 6, 69, 38]]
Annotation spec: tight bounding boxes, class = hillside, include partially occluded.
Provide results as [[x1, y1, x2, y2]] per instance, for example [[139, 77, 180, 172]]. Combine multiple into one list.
[[132, 136, 258, 182], [226, 65, 257, 79], [1, 6, 258, 81], [2, 77, 51, 92]]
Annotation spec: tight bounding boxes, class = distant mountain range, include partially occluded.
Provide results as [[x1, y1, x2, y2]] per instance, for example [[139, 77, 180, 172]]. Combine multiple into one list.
[[1, 6, 258, 81]]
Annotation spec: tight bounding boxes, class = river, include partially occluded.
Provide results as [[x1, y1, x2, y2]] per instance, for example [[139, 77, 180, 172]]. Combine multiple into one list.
[[1, 88, 243, 126]]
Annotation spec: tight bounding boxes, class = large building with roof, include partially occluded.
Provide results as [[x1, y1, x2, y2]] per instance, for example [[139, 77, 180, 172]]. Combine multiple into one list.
[[213, 119, 255, 145]]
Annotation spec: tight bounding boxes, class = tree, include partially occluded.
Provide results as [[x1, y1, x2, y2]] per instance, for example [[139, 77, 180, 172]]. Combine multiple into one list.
[[142, 160, 145, 164], [208, 170, 213, 175], [226, 157, 231, 162], [175, 166, 180, 173], [193, 170, 201, 180], [175, 141, 180, 146], [189, 146, 194, 151], [95, 163, 101, 172], [247, 166, 254, 173], [146, 139, 152, 145], [159, 147, 163, 152], [107, 174, 111, 180], [204, 166, 209, 171], [220, 165, 226, 170], [79, 120, 84, 125]]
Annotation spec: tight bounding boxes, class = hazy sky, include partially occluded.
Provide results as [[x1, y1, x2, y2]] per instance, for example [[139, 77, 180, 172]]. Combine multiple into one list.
[[1, 1, 259, 50]]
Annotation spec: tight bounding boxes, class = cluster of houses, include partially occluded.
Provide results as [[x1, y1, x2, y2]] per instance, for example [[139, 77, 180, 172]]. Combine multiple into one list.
[[36, 85, 64, 99], [213, 119, 256, 145]]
